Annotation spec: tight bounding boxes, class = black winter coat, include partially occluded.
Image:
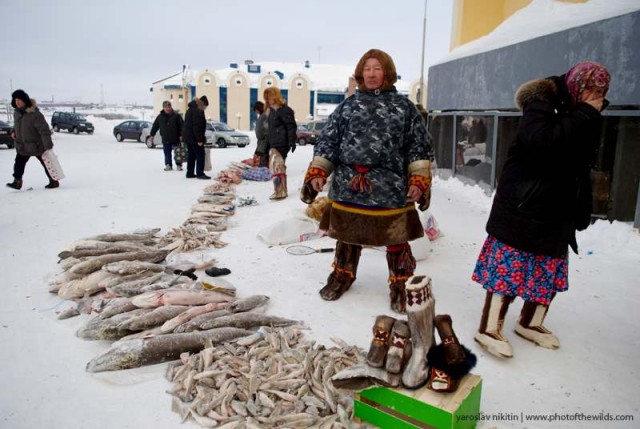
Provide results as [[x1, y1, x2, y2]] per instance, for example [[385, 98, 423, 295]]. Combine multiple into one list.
[[266, 105, 296, 154], [150, 110, 184, 144], [182, 101, 206, 145], [486, 75, 603, 257]]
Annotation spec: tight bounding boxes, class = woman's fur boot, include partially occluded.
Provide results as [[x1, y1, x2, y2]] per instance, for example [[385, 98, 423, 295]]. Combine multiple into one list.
[[474, 291, 515, 358], [515, 301, 560, 349], [401, 275, 435, 389]]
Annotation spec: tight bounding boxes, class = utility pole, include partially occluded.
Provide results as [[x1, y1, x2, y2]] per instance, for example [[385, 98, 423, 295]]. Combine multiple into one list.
[[417, 0, 428, 105]]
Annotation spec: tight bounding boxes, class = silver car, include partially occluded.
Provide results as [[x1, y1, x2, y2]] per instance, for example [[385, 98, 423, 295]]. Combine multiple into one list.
[[206, 122, 250, 148]]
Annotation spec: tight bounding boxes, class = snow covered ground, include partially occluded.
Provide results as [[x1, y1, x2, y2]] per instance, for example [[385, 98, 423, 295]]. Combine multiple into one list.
[[0, 111, 639, 429]]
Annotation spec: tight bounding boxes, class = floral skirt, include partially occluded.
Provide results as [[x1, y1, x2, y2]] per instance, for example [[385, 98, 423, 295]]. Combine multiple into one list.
[[472, 235, 568, 305]]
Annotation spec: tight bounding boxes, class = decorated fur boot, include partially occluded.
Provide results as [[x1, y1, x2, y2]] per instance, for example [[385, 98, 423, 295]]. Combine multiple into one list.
[[386, 244, 417, 314], [474, 291, 515, 358], [366, 315, 396, 368], [435, 314, 467, 367], [319, 241, 362, 301], [269, 149, 287, 200], [385, 319, 412, 374], [401, 275, 435, 389], [514, 301, 560, 349]]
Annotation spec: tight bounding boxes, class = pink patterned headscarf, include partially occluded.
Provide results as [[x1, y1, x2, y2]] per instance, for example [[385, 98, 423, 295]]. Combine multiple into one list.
[[565, 61, 611, 104]]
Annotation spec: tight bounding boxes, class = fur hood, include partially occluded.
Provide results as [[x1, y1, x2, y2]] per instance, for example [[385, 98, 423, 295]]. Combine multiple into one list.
[[514, 78, 559, 111]]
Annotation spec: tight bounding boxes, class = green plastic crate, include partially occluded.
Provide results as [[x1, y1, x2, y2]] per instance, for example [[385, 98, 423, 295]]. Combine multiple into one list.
[[354, 374, 482, 429]]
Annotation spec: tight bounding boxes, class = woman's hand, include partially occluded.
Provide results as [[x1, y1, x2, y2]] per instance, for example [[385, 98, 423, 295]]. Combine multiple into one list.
[[311, 177, 326, 192], [406, 184, 423, 203], [580, 88, 606, 111]]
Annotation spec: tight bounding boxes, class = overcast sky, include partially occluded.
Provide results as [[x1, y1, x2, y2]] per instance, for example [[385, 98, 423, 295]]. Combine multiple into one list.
[[0, 0, 453, 105]]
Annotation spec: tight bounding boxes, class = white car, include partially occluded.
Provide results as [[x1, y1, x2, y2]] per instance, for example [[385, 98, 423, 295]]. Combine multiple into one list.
[[206, 122, 250, 148]]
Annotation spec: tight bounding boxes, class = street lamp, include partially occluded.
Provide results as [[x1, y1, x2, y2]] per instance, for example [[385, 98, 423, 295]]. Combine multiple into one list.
[[235, 112, 242, 130], [417, 0, 428, 105]]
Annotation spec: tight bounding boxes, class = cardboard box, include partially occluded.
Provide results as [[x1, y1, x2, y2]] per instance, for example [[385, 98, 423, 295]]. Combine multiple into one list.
[[354, 374, 482, 429]]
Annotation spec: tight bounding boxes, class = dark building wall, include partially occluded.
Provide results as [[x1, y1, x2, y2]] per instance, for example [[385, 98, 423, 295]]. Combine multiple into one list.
[[428, 11, 640, 111]]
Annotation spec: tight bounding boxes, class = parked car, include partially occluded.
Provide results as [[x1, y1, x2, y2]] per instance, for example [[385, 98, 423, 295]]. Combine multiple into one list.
[[112, 120, 152, 142], [296, 125, 315, 146], [51, 111, 94, 134], [305, 120, 327, 135], [205, 122, 250, 148], [140, 126, 162, 148], [0, 120, 15, 148]]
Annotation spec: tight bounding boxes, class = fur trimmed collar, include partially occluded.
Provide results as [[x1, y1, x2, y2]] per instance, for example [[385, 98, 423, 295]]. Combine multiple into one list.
[[514, 78, 558, 111]]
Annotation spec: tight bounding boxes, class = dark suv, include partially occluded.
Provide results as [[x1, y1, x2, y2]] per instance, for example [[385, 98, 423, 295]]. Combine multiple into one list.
[[51, 111, 94, 134], [0, 120, 15, 148]]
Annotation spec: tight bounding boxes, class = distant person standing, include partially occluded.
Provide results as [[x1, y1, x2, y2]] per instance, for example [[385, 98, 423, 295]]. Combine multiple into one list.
[[264, 87, 297, 200], [182, 95, 210, 179], [253, 101, 269, 167], [150, 101, 184, 171], [6, 89, 59, 190]]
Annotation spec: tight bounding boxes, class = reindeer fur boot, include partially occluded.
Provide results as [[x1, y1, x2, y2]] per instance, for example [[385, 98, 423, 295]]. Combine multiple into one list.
[[386, 244, 416, 314], [515, 301, 560, 349], [474, 291, 515, 358], [435, 314, 467, 367], [401, 275, 435, 389], [366, 315, 396, 368], [319, 241, 362, 301], [385, 319, 412, 374]]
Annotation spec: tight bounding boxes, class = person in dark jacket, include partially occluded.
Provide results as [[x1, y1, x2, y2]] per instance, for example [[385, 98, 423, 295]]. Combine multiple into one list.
[[472, 61, 611, 358], [299, 49, 433, 313], [263, 87, 297, 199], [253, 101, 269, 167], [182, 96, 209, 179], [6, 89, 59, 190], [150, 101, 184, 171]]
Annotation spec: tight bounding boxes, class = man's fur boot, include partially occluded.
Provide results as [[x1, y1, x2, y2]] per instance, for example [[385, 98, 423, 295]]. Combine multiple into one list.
[[401, 275, 435, 389], [366, 315, 396, 368], [386, 244, 416, 314], [474, 291, 515, 358], [385, 319, 412, 374], [319, 241, 362, 301], [515, 300, 560, 349]]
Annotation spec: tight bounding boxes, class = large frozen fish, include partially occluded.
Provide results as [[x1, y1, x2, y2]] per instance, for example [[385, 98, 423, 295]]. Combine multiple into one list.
[[101, 260, 165, 275], [98, 297, 137, 319], [76, 308, 153, 340], [58, 243, 148, 260], [86, 327, 253, 372], [132, 290, 234, 308], [160, 302, 228, 333], [172, 309, 231, 333], [57, 270, 116, 300], [69, 249, 170, 276], [197, 312, 300, 331], [118, 305, 190, 331], [85, 228, 161, 243], [229, 295, 270, 313]]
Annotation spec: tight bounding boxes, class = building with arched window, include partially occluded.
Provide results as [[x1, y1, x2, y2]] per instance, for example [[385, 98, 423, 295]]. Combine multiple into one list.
[[151, 61, 422, 130]]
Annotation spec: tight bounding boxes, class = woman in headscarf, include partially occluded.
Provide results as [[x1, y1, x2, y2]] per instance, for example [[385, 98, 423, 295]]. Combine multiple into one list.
[[472, 61, 611, 358], [300, 48, 434, 313]]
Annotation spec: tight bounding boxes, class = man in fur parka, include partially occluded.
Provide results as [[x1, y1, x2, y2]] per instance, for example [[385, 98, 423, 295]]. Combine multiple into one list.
[[6, 89, 58, 190], [300, 48, 434, 313], [472, 61, 611, 358]]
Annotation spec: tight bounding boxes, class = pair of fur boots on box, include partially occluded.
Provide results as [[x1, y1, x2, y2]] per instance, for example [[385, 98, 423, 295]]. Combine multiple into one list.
[[332, 275, 476, 392]]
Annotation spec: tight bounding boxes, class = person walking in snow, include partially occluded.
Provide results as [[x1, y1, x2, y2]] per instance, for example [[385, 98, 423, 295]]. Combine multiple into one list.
[[264, 87, 297, 200], [300, 48, 434, 313], [150, 100, 184, 171], [253, 101, 269, 168], [6, 89, 59, 190], [182, 95, 210, 179], [472, 61, 611, 358]]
